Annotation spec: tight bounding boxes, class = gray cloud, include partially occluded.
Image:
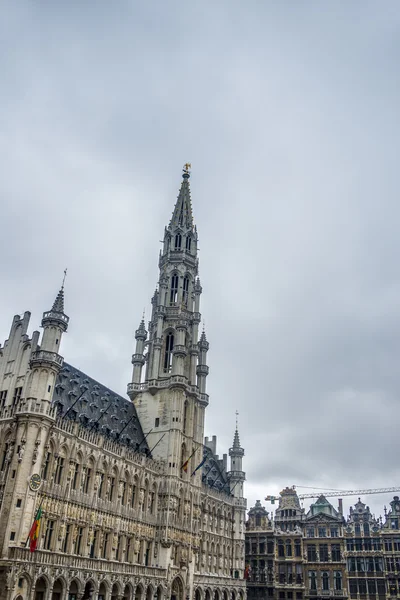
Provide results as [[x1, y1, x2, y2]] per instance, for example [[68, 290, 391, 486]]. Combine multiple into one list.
[[1, 1, 400, 519]]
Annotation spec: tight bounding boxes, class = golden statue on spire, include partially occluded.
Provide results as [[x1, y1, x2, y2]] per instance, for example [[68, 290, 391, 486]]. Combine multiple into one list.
[[183, 162, 191, 173]]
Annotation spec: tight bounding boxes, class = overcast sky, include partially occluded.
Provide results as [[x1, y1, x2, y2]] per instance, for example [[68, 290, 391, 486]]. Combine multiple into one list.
[[1, 1, 400, 519]]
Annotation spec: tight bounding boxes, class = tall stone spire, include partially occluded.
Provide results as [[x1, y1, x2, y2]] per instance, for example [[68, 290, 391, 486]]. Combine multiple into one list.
[[127, 165, 208, 474], [229, 414, 245, 499], [169, 163, 194, 231], [51, 286, 65, 314]]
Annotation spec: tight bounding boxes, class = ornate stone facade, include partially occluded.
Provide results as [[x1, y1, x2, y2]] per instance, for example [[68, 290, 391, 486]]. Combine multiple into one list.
[[246, 489, 400, 600], [0, 168, 247, 600]]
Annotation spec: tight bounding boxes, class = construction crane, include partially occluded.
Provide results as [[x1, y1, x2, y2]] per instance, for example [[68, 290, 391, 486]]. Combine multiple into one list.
[[265, 486, 400, 503]]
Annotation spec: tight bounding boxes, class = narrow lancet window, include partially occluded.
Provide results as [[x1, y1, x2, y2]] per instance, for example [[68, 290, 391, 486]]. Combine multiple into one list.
[[186, 236, 191, 251], [182, 276, 189, 307], [164, 333, 174, 372], [170, 274, 178, 305], [175, 233, 182, 249]]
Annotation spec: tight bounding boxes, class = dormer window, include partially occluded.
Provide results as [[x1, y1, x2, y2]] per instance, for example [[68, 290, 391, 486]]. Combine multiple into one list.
[[175, 233, 182, 249], [170, 274, 178, 305]]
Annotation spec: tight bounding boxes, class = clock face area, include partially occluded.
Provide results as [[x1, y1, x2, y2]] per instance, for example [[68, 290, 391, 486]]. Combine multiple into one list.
[[29, 474, 42, 491]]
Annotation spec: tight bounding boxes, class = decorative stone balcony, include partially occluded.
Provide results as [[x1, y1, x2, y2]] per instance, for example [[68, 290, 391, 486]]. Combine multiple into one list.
[[8, 546, 166, 580], [196, 364, 209, 376], [128, 376, 200, 400], [131, 353, 145, 365], [30, 350, 64, 369], [42, 309, 69, 331]]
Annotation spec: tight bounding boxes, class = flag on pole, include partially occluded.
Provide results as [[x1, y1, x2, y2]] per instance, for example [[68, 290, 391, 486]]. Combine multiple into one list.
[[244, 565, 251, 580], [28, 505, 43, 552], [181, 458, 190, 473], [191, 453, 207, 477]]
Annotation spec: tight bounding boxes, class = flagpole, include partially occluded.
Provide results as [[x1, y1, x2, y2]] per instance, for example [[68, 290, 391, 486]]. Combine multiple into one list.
[[25, 497, 44, 548]]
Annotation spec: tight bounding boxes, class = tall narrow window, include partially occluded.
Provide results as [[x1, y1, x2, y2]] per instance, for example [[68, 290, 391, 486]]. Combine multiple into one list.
[[131, 483, 136, 508], [44, 520, 55, 550], [334, 572, 342, 591], [183, 401, 188, 434], [12, 387, 23, 406], [108, 476, 115, 502], [83, 468, 92, 494], [322, 572, 329, 591], [72, 463, 79, 490], [175, 233, 182, 249], [164, 333, 174, 372], [98, 473, 104, 498], [186, 236, 192, 251], [1, 443, 9, 471], [55, 456, 64, 484], [89, 530, 97, 558], [75, 526, 83, 555], [170, 274, 179, 304], [308, 572, 317, 591], [62, 524, 71, 553], [102, 532, 109, 559], [182, 276, 189, 307]]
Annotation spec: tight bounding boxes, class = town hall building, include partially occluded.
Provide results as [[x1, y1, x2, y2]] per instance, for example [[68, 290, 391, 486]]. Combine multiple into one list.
[[0, 166, 247, 600]]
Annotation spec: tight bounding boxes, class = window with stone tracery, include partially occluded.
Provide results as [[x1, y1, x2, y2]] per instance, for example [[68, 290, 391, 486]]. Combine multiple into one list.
[[170, 274, 179, 305], [175, 233, 182, 249]]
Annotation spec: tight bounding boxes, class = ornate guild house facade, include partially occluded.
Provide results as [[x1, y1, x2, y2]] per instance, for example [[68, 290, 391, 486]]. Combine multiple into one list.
[[0, 168, 247, 600], [246, 489, 400, 600]]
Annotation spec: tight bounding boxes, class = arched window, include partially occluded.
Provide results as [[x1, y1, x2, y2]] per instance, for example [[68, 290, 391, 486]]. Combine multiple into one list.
[[295, 538, 301, 557], [286, 539, 292, 556], [170, 274, 179, 305], [175, 233, 182, 249], [182, 276, 190, 307], [164, 333, 174, 372], [334, 571, 342, 591], [186, 236, 192, 251]]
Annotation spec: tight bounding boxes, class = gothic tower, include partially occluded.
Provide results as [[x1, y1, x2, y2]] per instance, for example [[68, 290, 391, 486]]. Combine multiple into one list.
[[228, 424, 245, 499], [128, 165, 209, 479], [0, 282, 69, 554]]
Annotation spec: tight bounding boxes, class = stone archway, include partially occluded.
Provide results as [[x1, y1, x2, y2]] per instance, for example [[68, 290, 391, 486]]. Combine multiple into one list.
[[123, 584, 134, 600], [146, 586, 154, 600], [205, 590, 212, 600], [214, 590, 220, 600], [111, 583, 121, 600], [156, 586, 164, 600], [35, 577, 48, 600], [82, 580, 95, 600], [98, 582, 108, 600], [135, 584, 144, 600], [171, 577, 184, 600], [52, 578, 65, 600], [195, 589, 202, 600], [68, 580, 80, 600]]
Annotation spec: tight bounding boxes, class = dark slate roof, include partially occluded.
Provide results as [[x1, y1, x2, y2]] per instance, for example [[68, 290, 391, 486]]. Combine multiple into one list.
[[53, 362, 150, 455], [202, 445, 231, 495]]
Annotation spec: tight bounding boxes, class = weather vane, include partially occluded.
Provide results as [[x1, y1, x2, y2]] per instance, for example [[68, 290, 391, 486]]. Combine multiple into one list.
[[183, 162, 191, 173], [235, 410, 239, 428]]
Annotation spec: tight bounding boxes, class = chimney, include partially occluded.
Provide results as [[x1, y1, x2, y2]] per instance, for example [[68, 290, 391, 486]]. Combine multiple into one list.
[[338, 499, 343, 514]]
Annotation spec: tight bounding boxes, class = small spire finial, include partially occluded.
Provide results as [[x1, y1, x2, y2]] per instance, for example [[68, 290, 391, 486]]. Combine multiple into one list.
[[236, 410, 239, 429], [183, 162, 191, 174], [62, 268, 67, 290]]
